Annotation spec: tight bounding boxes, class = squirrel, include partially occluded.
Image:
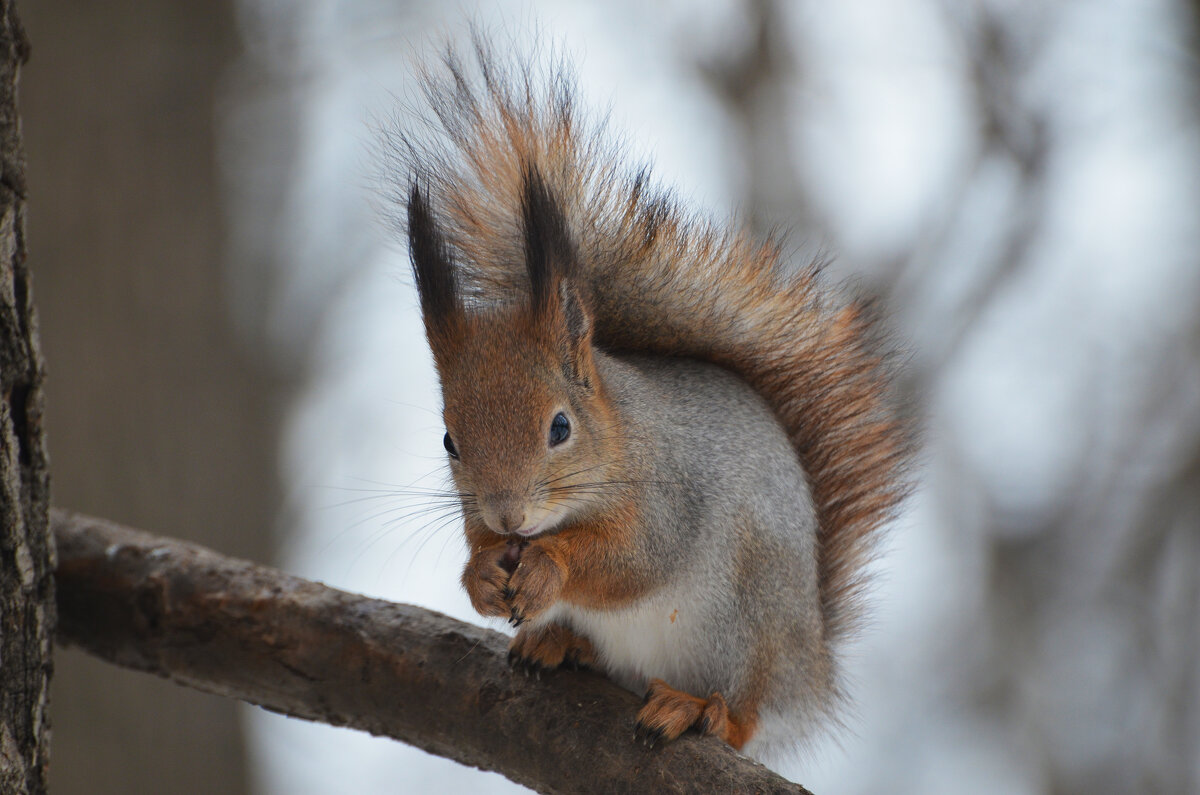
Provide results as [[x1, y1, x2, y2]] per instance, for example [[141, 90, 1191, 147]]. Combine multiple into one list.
[[391, 40, 911, 763]]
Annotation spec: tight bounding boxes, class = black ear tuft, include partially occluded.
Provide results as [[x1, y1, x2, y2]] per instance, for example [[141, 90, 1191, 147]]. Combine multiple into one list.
[[521, 165, 575, 312], [408, 181, 461, 330]]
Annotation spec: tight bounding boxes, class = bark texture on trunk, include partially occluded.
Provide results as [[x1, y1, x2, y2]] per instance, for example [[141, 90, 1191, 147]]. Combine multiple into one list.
[[0, 3, 53, 792]]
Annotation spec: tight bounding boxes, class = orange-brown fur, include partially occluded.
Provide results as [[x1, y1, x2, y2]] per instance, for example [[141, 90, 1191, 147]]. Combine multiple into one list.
[[461, 500, 650, 621], [636, 680, 759, 750], [508, 622, 596, 672]]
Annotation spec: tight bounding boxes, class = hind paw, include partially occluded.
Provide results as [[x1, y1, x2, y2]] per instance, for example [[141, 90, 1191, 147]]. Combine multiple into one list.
[[507, 622, 595, 678], [633, 680, 756, 749]]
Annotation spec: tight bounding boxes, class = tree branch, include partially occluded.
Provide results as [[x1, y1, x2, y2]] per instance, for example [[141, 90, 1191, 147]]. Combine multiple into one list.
[[51, 509, 810, 794]]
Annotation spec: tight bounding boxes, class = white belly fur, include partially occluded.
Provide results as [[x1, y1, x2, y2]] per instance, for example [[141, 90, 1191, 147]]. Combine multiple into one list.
[[539, 586, 716, 698]]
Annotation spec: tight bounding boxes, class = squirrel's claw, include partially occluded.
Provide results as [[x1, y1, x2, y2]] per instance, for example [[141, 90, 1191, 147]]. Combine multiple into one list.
[[632, 720, 665, 748], [507, 649, 546, 680]]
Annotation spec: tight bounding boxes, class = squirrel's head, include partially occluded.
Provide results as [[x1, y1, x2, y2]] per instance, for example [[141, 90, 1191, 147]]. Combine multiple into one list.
[[408, 167, 617, 539]]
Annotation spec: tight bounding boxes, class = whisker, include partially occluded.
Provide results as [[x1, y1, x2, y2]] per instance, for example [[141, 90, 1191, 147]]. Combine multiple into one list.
[[378, 512, 466, 587], [314, 494, 460, 558], [339, 499, 465, 539], [540, 461, 615, 487], [318, 483, 467, 499], [316, 491, 463, 513], [351, 504, 464, 575]]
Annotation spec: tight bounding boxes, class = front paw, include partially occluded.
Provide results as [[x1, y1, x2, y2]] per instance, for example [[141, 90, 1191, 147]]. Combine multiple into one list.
[[505, 543, 566, 626], [461, 543, 512, 618]]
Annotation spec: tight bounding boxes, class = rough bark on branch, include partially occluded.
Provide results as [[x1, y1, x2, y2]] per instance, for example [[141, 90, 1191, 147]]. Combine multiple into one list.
[[51, 509, 810, 794]]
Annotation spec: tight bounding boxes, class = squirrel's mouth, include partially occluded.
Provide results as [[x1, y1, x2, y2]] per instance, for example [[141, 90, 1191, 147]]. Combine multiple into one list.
[[509, 505, 573, 540]]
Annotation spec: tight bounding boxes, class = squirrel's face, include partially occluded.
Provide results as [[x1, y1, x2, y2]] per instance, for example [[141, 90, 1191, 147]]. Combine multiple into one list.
[[408, 165, 607, 538], [437, 309, 614, 539]]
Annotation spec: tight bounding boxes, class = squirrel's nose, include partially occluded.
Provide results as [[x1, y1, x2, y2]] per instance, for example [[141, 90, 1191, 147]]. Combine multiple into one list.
[[499, 510, 525, 534], [483, 492, 525, 535]]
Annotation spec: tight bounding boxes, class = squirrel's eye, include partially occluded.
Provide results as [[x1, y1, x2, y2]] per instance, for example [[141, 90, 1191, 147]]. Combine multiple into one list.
[[549, 412, 571, 446], [443, 432, 459, 459]]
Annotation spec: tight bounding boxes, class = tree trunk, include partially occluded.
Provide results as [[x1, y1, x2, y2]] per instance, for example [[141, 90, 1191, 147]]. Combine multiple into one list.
[[0, 2, 53, 792], [18, 1, 270, 791]]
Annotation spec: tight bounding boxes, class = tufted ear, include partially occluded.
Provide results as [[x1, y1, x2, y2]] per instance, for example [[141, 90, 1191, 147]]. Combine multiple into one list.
[[519, 166, 595, 388], [407, 182, 462, 345], [557, 277, 595, 390], [559, 277, 591, 348], [521, 165, 576, 314]]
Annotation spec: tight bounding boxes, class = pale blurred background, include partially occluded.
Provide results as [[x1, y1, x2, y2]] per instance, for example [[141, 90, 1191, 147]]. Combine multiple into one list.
[[21, 1, 1199, 793]]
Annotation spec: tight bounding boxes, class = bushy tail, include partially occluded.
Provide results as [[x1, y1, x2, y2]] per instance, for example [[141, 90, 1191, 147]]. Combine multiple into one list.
[[388, 39, 912, 643]]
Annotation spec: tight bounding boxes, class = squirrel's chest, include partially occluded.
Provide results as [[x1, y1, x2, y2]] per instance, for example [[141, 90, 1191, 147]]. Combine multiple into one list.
[[541, 588, 715, 695]]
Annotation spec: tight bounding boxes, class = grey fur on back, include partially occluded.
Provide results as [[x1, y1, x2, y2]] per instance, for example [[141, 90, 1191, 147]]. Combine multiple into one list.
[[540, 351, 833, 761]]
